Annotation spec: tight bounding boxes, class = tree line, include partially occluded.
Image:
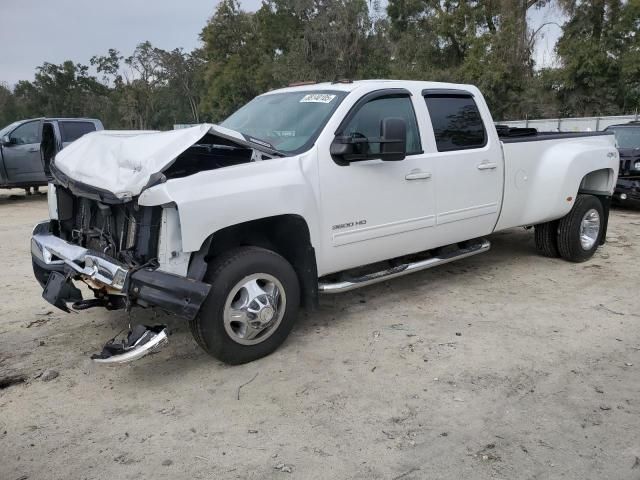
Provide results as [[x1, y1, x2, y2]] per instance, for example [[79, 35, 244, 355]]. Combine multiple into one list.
[[0, 0, 638, 130]]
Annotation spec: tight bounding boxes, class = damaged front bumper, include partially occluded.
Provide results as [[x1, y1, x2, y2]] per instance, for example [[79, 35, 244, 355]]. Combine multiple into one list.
[[31, 221, 211, 320]]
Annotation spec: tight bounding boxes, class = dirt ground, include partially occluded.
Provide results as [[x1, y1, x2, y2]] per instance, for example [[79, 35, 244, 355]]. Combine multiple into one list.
[[1, 188, 639, 480]]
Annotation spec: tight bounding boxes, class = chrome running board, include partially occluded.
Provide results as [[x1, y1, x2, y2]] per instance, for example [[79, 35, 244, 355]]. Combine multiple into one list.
[[318, 238, 491, 294]]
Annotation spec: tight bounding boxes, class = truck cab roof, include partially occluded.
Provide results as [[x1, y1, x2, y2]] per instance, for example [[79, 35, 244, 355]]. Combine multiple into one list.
[[0, 118, 103, 137], [7, 117, 102, 125], [266, 79, 479, 96]]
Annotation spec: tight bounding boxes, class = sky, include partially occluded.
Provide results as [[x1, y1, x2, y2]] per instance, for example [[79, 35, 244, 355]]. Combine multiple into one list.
[[0, 0, 563, 87]]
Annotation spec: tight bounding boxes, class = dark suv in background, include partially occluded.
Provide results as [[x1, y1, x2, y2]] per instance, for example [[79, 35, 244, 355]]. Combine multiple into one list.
[[605, 121, 640, 207]]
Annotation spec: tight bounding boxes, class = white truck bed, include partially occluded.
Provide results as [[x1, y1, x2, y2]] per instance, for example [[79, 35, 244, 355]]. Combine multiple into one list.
[[496, 132, 617, 231]]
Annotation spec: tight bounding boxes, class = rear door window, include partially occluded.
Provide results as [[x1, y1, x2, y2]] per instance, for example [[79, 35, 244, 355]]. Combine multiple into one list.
[[424, 95, 487, 152], [59, 121, 96, 143]]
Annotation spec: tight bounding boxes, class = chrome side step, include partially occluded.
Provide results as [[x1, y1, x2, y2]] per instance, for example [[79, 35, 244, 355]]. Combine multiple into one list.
[[318, 238, 491, 294]]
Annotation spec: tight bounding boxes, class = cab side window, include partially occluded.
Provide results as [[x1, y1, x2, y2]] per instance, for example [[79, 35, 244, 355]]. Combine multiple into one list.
[[424, 95, 486, 152], [10, 121, 40, 145], [342, 95, 422, 155], [59, 121, 96, 143]]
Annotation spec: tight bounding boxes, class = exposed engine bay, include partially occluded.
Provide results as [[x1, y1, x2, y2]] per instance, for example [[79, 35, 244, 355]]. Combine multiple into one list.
[[54, 186, 162, 268], [163, 133, 265, 180]]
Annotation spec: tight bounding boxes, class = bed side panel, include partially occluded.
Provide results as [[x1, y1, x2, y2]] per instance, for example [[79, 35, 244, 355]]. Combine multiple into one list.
[[495, 135, 618, 231]]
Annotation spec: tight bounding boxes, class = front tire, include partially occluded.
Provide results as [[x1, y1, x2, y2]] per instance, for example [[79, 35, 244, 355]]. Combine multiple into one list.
[[557, 194, 604, 263], [190, 247, 300, 364]]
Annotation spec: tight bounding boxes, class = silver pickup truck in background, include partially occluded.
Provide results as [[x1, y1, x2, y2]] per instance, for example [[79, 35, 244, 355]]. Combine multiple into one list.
[[0, 118, 103, 191]]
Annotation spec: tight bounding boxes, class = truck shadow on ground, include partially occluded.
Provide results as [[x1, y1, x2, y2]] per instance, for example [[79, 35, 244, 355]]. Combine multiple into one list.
[[35, 217, 630, 387], [118, 227, 545, 384], [611, 204, 640, 213], [0, 191, 47, 205]]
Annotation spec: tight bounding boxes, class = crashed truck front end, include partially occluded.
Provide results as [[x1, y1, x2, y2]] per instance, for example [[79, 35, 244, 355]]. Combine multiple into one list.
[[30, 194, 211, 319], [30, 124, 279, 362]]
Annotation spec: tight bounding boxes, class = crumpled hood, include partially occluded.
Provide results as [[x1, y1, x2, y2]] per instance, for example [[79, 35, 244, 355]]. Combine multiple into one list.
[[53, 124, 252, 200]]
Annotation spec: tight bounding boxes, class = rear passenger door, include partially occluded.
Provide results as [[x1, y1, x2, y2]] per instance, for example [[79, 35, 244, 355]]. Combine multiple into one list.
[[422, 90, 503, 241]]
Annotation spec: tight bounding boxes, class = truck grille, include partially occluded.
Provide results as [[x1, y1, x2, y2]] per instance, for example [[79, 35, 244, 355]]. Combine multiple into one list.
[[55, 187, 161, 266]]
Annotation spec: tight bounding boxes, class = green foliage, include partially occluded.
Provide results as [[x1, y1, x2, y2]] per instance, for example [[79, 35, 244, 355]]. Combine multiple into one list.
[[1, 0, 638, 129], [9, 62, 110, 121], [553, 0, 639, 116], [0, 82, 18, 127]]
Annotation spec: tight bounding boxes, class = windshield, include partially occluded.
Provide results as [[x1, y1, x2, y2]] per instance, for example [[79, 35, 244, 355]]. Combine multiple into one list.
[[0, 121, 22, 138], [221, 91, 347, 153], [606, 125, 640, 149]]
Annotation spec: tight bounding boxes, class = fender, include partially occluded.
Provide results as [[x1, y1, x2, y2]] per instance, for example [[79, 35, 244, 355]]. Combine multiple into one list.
[[138, 153, 322, 254]]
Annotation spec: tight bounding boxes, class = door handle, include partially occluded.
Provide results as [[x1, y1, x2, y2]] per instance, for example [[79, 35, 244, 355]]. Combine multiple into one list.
[[405, 171, 432, 181], [28, 147, 40, 153], [477, 162, 497, 170]]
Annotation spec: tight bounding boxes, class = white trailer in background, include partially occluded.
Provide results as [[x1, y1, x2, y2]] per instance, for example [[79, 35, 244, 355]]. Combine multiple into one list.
[[498, 114, 639, 132]]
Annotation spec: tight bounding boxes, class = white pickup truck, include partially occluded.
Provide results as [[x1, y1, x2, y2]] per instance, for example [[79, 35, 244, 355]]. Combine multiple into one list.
[[31, 80, 619, 364]]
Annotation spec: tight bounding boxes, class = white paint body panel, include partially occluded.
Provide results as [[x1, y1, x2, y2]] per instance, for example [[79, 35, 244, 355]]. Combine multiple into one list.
[[139, 153, 320, 257], [47, 182, 58, 220], [65, 79, 617, 277], [495, 135, 618, 230], [157, 206, 190, 276]]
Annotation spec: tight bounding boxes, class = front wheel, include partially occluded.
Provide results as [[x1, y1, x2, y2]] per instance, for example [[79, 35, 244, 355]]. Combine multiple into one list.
[[557, 194, 604, 263], [190, 247, 300, 364]]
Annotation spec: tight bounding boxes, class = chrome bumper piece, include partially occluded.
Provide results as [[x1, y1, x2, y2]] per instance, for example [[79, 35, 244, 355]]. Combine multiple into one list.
[[31, 221, 128, 290], [92, 328, 169, 365]]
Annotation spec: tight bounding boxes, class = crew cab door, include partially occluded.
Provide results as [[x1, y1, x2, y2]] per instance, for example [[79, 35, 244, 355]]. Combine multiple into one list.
[[421, 90, 503, 240], [2, 119, 44, 184], [317, 89, 438, 275]]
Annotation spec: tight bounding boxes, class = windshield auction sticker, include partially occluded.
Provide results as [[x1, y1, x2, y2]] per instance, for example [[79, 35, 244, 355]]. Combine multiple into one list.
[[300, 94, 336, 103]]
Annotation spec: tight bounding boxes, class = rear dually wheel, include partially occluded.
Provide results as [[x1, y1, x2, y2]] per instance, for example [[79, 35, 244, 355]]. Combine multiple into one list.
[[557, 194, 604, 263], [534, 220, 560, 258]]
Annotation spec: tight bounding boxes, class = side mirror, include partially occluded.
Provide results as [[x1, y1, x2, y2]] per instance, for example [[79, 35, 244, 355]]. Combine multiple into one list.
[[329, 140, 355, 158], [0, 135, 11, 146], [330, 136, 368, 165], [378, 117, 407, 161], [330, 117, 408, 164]]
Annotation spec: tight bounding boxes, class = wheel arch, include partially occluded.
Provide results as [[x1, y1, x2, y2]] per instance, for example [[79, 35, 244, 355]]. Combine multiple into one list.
[[187, 214, 318, 308], [577, 169, 614, 246], [578, 168, 616, 196]]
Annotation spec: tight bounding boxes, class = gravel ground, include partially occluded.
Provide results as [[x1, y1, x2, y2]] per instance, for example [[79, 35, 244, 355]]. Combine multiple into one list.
[[1, 188, 639, 480]]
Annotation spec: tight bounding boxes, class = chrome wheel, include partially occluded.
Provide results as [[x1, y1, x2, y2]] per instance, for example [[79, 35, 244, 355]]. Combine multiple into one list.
[[223, 273, 286, 346], [579, 208, 600, 250]]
